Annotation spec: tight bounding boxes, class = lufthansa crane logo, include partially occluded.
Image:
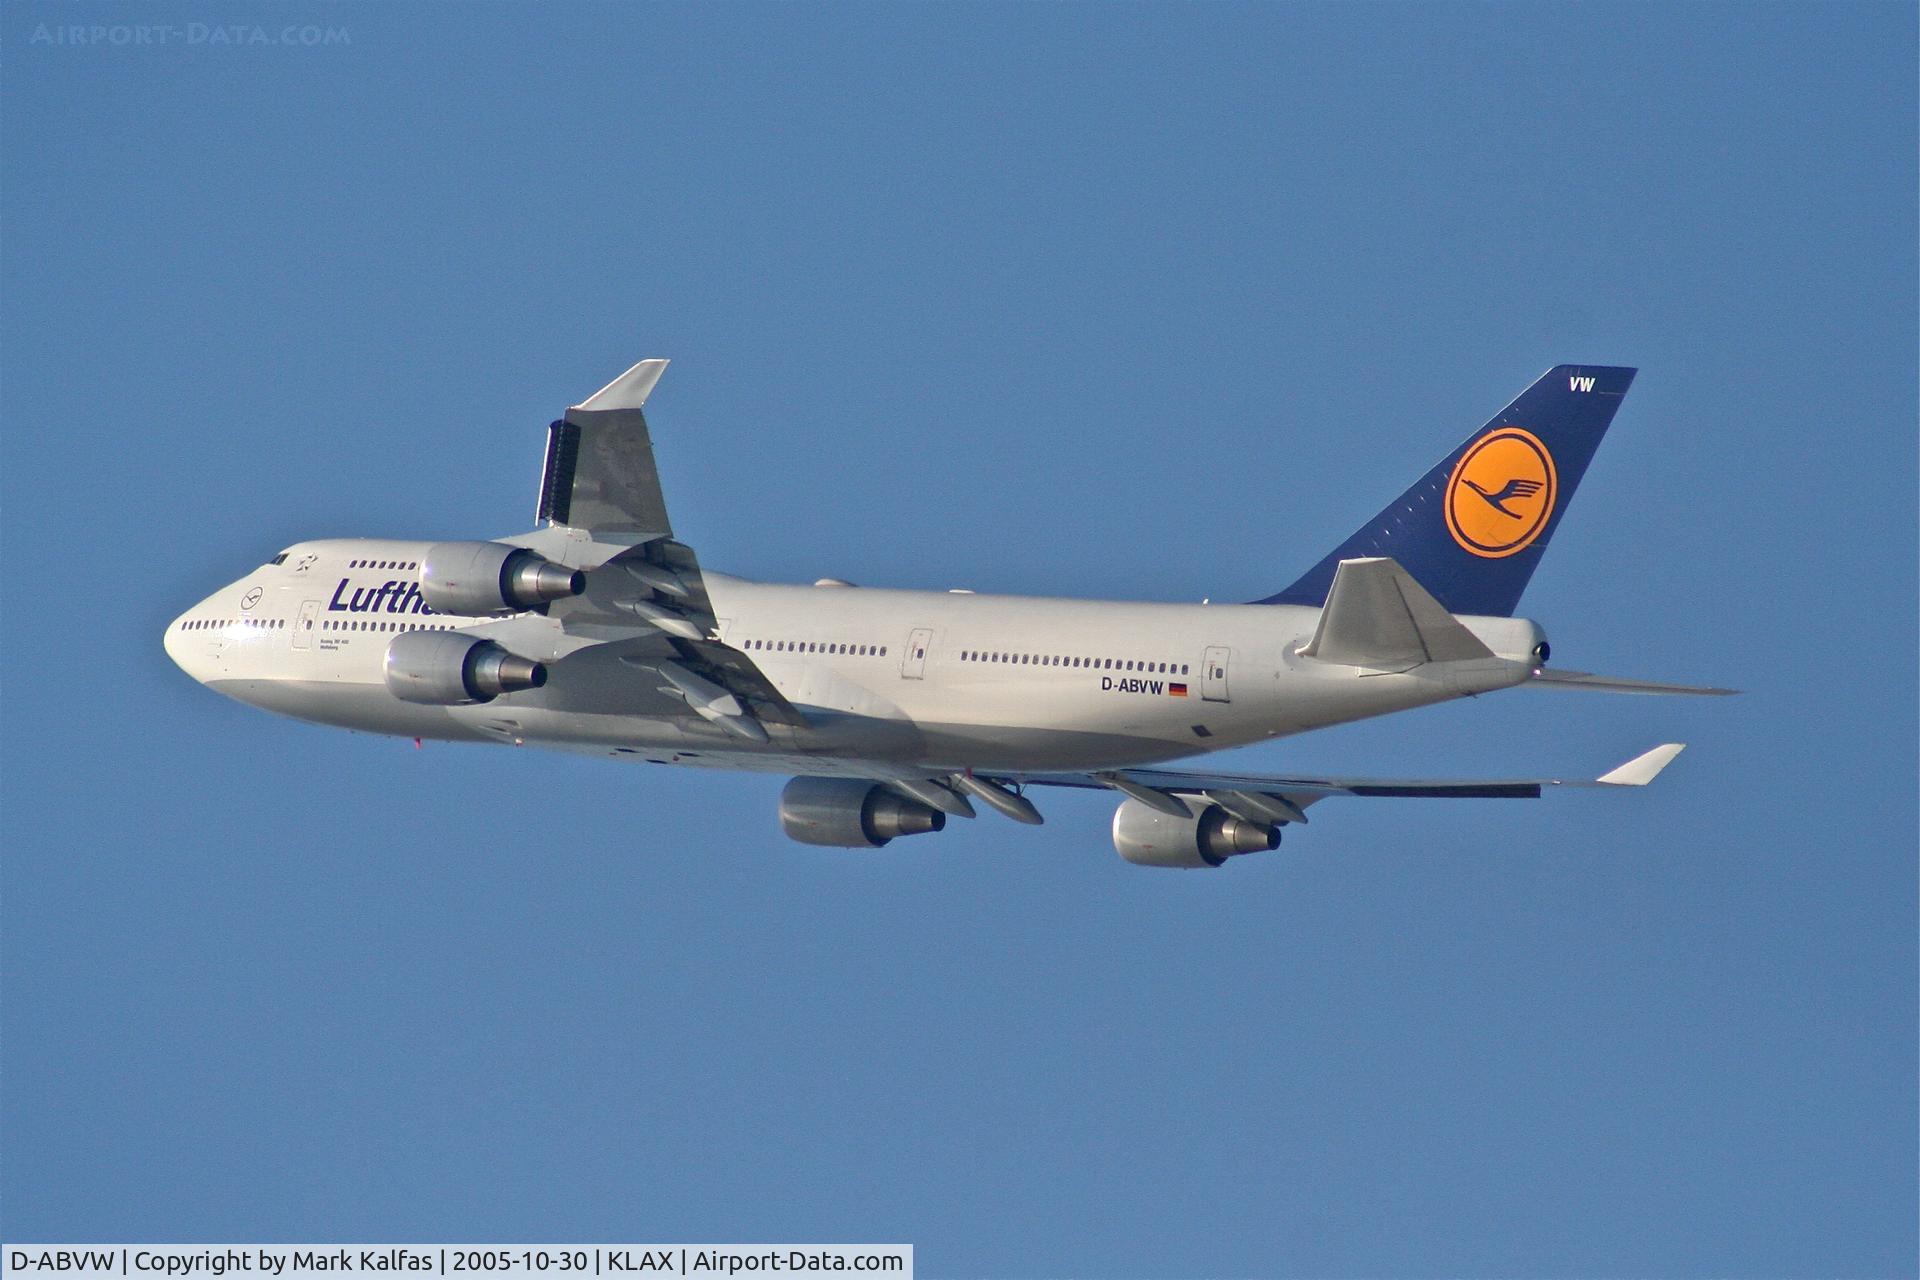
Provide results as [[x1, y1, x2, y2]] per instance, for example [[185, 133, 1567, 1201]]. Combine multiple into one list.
[[1444, 428, 1557, 558]]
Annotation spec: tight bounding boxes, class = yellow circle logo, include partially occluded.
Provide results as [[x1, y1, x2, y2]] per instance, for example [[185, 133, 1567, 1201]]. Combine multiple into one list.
[[1444, 428, 1558, 559]]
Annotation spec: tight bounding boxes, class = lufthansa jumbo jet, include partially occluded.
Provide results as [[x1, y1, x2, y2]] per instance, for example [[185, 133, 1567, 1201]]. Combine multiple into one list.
[[165, 360, 1728, 867]]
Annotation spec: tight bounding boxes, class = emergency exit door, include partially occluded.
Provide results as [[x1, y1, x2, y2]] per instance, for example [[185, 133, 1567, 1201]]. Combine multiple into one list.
[[1201, 646, 1231, 702], [902, 628, 933, 679], [293, 600, 321, 650]]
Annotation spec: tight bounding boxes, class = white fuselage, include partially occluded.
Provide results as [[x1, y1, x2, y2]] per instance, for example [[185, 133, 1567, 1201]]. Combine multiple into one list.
[[164, 538, 1547, 779]]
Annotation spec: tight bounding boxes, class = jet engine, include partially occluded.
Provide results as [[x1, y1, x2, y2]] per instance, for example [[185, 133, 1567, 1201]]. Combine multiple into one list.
[[1111, 797, 1280, 869], [384, 630, 547, 705], [419, 541, 584, 615], [779, 777, 947, 848]]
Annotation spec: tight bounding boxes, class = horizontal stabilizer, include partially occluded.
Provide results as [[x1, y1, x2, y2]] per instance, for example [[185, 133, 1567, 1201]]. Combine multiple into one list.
[[1529, 669, 1738, 696], [1299, 557, 1493, 669]]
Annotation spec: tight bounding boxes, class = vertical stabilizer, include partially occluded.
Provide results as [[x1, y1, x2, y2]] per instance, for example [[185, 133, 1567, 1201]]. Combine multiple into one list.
[[1258, 365, 1636, 616]]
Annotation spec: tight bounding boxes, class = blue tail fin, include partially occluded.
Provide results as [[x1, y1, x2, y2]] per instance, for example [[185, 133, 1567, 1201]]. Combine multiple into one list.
[[1257, 364, 1637, 616]]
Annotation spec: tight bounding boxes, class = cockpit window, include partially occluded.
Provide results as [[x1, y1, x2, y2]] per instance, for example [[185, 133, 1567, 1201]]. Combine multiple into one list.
[[269, 553, 289, 565]]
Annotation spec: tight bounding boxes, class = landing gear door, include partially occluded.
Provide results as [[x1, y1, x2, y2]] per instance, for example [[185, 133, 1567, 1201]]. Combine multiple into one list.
[[902, 628, 933, 680], [1202, 646, 1231, 702], [293, 599, 321, 650]]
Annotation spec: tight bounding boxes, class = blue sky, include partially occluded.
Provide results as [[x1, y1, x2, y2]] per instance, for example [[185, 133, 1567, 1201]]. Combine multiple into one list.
[[3, 3, 1914, 1275]]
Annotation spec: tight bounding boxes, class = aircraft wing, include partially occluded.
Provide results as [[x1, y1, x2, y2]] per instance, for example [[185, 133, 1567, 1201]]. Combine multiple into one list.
[[532, 359, 805, 732], [985, 743, 1686, 822]]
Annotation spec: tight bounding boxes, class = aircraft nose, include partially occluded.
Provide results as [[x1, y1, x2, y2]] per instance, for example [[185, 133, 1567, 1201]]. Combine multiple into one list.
[[163, 600, 215, 683], [163, 609, 195, 676]]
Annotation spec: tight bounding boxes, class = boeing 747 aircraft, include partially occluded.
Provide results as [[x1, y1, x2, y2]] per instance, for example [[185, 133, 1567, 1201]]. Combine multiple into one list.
[[165, 360, 1728, 867]]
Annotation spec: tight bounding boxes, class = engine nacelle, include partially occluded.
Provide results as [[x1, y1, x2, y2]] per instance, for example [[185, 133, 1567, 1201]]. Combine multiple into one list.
[[1111, 797, 1280, 869], [419, 541, 584, 616], [780, 777, 947, 848], [383, 630, 547, 706]]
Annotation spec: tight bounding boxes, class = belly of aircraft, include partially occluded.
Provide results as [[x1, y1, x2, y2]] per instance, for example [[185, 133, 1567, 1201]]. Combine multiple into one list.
[[451, 702, 1192, 774]]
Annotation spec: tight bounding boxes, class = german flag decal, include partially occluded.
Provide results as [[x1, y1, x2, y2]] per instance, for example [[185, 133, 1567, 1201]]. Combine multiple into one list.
[[1169, 682, 1189, 697]]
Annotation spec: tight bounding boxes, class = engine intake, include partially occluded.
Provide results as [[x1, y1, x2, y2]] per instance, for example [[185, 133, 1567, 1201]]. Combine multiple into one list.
[[780, 777, 947, 848], [1111, 797, 1280, 869], [384, 630, 547, 705], [420, 541, 585, 616]]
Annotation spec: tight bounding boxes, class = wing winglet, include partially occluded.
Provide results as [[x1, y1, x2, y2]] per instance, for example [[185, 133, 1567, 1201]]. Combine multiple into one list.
[[1596, 743, 1686, 786], [574, 358, 669, 411]]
